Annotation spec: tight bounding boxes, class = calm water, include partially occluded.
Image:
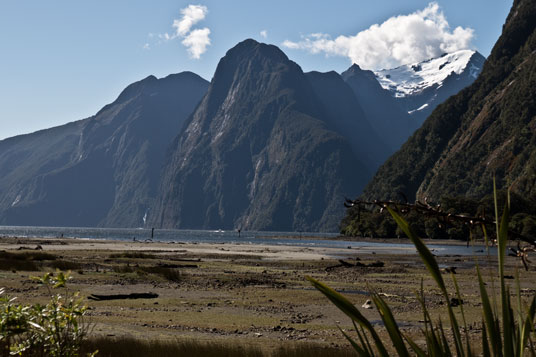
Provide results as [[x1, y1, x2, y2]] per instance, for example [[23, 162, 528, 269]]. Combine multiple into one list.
[[0, 225, 495, 256]]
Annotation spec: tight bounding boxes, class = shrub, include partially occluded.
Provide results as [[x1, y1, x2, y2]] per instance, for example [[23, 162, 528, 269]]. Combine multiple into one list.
[[0, 271, 93, 356]]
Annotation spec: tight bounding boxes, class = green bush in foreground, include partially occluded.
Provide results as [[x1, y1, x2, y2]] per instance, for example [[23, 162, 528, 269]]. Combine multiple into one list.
[[310, 184, 536, 356], [0, 271, 94, 356]]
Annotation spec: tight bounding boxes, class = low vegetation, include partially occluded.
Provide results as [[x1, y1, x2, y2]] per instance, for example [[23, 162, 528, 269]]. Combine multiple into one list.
[[112, 264, 183, 282], [81, 336, 355, 357], [0, 271, 92, 356]]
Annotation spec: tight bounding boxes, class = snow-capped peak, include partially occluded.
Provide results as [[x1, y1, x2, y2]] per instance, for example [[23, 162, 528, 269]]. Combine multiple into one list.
[[374, 50, 482, 97]]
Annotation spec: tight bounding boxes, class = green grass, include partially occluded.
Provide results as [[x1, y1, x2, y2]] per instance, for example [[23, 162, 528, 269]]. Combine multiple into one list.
[[113, 264, 182, 282], [48, 259, 83, 271], [109, 252, 157, 259], [0, 251, 57, 271], [81, 336, 355, 357]]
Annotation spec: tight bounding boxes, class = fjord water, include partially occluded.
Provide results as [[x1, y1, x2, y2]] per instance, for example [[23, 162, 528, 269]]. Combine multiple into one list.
[[0, 225, 494, 256]]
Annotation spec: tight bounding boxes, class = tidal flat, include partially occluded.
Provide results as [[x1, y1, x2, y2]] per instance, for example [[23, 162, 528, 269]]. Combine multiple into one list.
[[0, 237, 533, 355]]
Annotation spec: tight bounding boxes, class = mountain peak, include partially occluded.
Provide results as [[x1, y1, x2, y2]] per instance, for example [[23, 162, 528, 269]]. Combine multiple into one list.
[[374, 49, 484, 97], [346, 63, 362, 73], [114, 75, 158, 104], [224, 38, 290, 64], [341, 63, 377, 82], [163, 71, 208, 83]]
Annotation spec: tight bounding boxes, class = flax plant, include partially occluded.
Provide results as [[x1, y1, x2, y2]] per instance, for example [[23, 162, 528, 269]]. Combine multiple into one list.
[[308, 182, 536, 356]]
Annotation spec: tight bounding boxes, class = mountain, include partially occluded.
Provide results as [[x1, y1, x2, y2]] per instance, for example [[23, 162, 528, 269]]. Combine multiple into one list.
[[150, 39, 376, 232], [0, 72, 209, 227], [362, 0, 536, 203], [304, 70, 391, 169], [339, 50, 484, 152], [374, 50, 486, 126], [341, 64, 414, 151]]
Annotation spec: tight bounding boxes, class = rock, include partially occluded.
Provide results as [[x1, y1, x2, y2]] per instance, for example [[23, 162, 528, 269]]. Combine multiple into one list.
[[362, 300, 373, 309], [450, 298, 463, 307]]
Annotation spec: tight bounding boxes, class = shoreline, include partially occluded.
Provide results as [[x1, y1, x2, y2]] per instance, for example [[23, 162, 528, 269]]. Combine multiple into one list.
[[0, 235, 491, 261]]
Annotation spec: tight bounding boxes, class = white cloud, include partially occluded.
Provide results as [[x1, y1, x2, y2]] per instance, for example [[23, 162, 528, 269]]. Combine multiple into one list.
[[142, 43, 151, 50], [173, 4, 208, 37], [260, 30, 268, 39], [153, 4, 211, 59], [282, 2, 474, 70], [182, 28, 211, 59]]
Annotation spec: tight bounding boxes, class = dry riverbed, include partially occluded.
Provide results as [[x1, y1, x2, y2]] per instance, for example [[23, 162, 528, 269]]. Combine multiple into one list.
[[0, 236, 534, 353]]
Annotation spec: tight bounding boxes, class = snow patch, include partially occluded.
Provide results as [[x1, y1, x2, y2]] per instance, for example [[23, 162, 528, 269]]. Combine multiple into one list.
[[374, 49, 478, 97], [11, 194, 21, 207], [408, 103, 429, 114]]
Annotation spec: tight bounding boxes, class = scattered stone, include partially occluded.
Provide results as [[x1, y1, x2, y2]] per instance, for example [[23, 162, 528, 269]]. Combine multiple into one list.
[[441, 266, 457, 274], [362, 300, 373, 309], [450, 297, 463, 307]]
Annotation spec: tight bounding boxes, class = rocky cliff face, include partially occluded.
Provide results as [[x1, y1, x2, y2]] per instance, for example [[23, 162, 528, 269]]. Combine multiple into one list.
[[362, 0, 536, 203], [0, 72, 209, 227], [150, 39, 373, 232]]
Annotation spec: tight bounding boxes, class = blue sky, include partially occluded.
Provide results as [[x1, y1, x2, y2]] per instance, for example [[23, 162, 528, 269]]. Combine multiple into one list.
[[0, 1, 512, 140]]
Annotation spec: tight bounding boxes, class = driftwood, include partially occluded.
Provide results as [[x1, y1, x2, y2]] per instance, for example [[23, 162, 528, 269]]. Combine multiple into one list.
[[325, 259, 384, 271], [88, 292, 158, 301], [157, 263, 198, 269], [17, 245, 42, 250]]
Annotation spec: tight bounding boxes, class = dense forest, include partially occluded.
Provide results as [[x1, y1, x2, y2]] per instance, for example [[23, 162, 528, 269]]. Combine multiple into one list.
[[341, 191, 536, 240]]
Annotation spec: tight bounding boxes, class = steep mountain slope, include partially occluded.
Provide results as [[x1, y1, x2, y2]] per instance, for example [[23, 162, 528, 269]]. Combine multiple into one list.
[[374, 50, 485, 126], [0, 72, 208, 227], [362, 0, 536, 203], [341, 65, 414, 151], [151, 39, 373, 232], [304, 70, 390, 169]]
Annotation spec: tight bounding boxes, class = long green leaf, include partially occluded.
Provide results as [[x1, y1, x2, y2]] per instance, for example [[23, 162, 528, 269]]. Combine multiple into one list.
[[494, 183, 513, 356], [338, 325, 370, 356], [482, 318, 491, 357], [438, 318, 453, 357], [447, 304, 464, 357], [372, 293, 410, 357], [357, 323, 375, 356], [386, 206, 447, 297], [416, 288, 443, 355], [306, 276, 389, 356], [404, 334, 427, 357], [520, 296, 536, 356], [452, 272, 471, 356], [352, 321, 374, 356], [476, 264, 500, 356], [388, 206, 467, 355]]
